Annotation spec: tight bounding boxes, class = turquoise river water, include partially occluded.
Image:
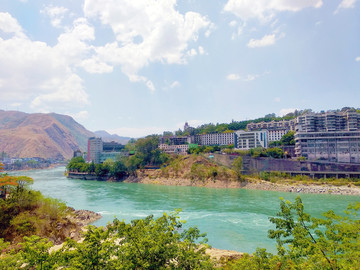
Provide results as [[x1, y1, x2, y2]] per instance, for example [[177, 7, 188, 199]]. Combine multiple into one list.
[[10, 166, 360, 253]]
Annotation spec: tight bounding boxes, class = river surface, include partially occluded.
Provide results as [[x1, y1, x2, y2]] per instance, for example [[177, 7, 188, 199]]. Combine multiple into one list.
[[10, 167, 360, 253]]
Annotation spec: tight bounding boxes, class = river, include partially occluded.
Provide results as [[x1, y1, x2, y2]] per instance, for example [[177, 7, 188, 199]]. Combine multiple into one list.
[[10, 166, 360, 253]]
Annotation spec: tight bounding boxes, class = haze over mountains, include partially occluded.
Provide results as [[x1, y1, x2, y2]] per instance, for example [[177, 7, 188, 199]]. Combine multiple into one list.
[[0, 110, 94, 160]]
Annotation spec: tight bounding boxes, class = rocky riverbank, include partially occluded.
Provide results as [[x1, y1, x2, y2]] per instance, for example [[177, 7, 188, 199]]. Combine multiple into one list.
[[65, 209, 102, 241], [125, 174, 360, 196]]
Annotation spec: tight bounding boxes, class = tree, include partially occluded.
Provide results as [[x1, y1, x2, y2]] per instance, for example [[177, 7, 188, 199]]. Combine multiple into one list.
[[226, 197, 360, 269], [21, 211, 215, 269], [265, 147, 284, 159], [280, 131, 295, 145]]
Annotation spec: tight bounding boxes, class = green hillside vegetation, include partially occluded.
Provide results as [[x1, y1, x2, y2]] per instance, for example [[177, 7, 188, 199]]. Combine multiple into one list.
[[157, 155, 240, 182], [173, 111, 300, 136]]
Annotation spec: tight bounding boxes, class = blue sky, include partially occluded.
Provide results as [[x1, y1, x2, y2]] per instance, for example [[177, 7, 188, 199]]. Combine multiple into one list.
[[0, 0, 359, 137]]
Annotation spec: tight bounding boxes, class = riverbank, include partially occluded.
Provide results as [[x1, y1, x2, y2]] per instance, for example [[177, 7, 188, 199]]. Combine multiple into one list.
[[124, 173, 360, 196]]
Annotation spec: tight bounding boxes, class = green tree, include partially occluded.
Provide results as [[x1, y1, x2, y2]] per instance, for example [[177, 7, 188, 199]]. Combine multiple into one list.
[[226, 197, 360, 269], [265, 147, 284, 159], [279, 131, 295, 145]]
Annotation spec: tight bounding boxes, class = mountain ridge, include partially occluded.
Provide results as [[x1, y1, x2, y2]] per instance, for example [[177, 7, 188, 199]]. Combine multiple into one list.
[[0, 110, 95, 160]]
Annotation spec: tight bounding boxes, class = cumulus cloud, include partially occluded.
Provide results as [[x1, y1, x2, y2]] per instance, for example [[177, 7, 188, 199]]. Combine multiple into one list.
[[334, 0, 357, 13], [0, 12, 25, 37], [224, 0, 323, 22], [248, 34, 276, 47], [83, 0, 211, 91], [41, 5, 68, 28], [0, 13, 90, 111]]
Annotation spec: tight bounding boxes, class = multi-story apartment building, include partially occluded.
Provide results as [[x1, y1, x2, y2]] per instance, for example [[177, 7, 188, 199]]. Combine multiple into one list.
[[295, 110, 360, 163], [234, 130, 268, 150], [194, 132, 235, 146], [247, 119, 297, 132], [247, 119, 296, 142]]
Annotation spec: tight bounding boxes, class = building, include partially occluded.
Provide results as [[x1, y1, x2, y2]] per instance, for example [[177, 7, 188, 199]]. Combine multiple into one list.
[[159, 144, 189, 154], [247, 119, 296, 142], [99, 151, 128, 163], [194, 132, 235, 146], [234, 130, 268, 150], [87, 137, 103, 163], [296, 111, 360, 132], [87, 137, 125, 163], [103, 141, 124, 152], [295, 110, 360, 163], [267, 129, 289, 142], [247, 119, 297, 132]]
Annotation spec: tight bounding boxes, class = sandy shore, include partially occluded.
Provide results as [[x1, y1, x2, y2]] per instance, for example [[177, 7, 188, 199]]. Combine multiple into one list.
[[125, 176, 360, 196]]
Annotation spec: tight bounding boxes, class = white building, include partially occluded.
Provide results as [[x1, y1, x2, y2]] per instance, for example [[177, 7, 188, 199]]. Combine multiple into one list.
[[195, 132, 235, 146], [267, 129, 289, 142], [159, 144, 189, 154], [234, 130, 268, 150]]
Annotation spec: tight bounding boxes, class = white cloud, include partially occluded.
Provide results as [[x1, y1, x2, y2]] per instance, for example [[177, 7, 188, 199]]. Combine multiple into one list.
[[227, 73, 259, 81], [198, 46, 205, 55], [0, 13, 90, 112], [247, 33, 283, 48], [274, 97, 281, 102], [356, 56, 360, 61], [71, 110, 89, 122], [227, 74, 241, 80], [243, 74, 259, 81], [83, 0, 211, 91], [170, 81, 180, 88], [187, 48, 197, 56], [229, 20, 237, 27], [10, 102, 22, 107], [334, 0, 357, 13], [224, 0, 323, 22], [0, 12, 25, 37], [41, 5, 68, 28], [279, 108, 297, 116]]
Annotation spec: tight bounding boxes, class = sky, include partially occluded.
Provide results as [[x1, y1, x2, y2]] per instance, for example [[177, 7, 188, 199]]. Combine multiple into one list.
[[0, 0, 359, 138]]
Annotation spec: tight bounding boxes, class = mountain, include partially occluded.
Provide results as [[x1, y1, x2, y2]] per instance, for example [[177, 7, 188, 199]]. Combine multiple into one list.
[[94, 130, 131, 144], [0, 110, 95, 160]]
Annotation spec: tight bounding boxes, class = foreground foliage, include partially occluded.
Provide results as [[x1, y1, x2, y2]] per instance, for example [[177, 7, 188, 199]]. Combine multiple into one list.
[[225, 197, 360, 269], [0, 211, 215, 269]]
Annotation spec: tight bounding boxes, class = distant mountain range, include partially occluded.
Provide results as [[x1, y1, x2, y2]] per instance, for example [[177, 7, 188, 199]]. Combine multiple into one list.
[[0, 110, 132, 160], [0, 110, 94, 160], [94, 130, 131, 145]]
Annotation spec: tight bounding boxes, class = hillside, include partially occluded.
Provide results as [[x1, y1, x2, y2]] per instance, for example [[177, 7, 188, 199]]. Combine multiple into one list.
[[0, 110, 95, 160], [94, 130, 131, 144]]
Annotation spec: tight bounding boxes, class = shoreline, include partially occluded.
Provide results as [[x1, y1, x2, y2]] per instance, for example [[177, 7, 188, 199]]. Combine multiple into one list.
[[124, 176, 360, 196]]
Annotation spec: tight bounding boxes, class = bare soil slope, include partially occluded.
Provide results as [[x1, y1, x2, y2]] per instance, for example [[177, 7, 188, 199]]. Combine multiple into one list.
[[0, 110, 94, 159]]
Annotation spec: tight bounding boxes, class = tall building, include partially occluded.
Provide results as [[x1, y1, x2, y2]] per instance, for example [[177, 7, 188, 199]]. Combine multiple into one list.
[[87, 137, 103, 163], [295, 110, 360, 163], [234, 130, 268, 150]]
